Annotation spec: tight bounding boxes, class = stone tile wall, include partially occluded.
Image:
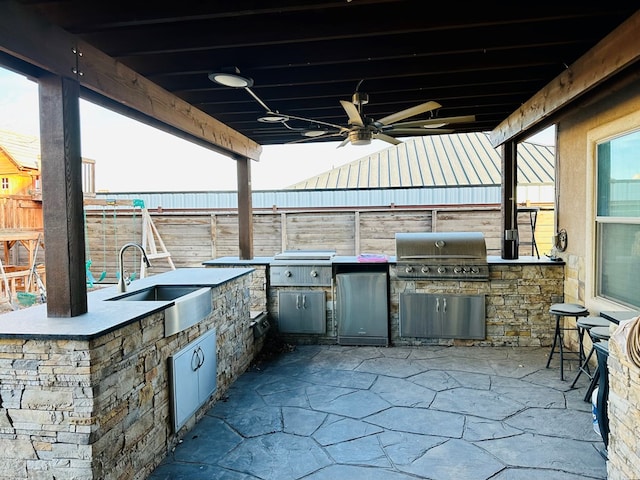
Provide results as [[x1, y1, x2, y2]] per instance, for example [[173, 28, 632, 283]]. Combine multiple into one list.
[[607, 322, 640, 480], [0, 273, 259, 480], [389, 263, 565, 346]]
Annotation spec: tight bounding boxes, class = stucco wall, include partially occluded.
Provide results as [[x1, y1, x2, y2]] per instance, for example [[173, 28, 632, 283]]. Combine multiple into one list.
[[557, 80, 640, 479], [557, 84, 640, 310]]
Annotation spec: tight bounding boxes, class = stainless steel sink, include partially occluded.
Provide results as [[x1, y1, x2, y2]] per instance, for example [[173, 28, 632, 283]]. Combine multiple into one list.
[[107, 285, 212, 337]]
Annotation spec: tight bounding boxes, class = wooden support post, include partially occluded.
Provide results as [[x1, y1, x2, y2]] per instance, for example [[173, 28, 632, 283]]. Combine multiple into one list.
[[39, 73, 87, 317], [501, 141, 519, 259], [236, 155, 254, 260]]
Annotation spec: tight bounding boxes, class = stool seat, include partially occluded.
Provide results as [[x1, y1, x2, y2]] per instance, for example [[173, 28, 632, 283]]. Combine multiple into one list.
[[577, 316, 611, 328], [546, 303, 589, 380], [590, 326, 611, 341], [550, 303, 590, 315]]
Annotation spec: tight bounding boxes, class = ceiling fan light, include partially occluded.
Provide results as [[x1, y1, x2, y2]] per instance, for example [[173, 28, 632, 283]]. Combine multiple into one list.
[[257, 112, 289, 123], [348, 129, 372, 145], [208, 67, 253, 88]]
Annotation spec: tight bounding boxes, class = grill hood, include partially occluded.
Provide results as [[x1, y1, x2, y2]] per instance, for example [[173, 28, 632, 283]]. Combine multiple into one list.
[[395, 232, 487, 261], [395, 232, 488, 280]]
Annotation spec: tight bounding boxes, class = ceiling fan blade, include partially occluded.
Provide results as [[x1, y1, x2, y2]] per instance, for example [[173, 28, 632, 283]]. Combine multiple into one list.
[[392, 115, 476, 129], [373, 133, 402, 145], [389, 128, 455, 135], [340, 100, 365, 127], [377, 101, 442, 126], [336, 137, 352, 148]]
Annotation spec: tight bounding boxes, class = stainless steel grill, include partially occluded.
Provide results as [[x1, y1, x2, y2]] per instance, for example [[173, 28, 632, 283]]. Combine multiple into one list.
[[269, 250, 336, 286], [395, 232, 489, 280]]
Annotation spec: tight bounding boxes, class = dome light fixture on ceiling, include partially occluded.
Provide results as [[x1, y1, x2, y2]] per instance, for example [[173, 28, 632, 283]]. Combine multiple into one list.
[[302, 128, 328, 138], [257, 112, 289, 123], [208, 66, 253, 88]]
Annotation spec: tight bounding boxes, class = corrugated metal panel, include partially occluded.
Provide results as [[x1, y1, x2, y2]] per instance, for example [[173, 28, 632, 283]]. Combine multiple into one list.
[[288, 132, 553, 189], [94, 185, 510, 210], [90, 132, 555, 211]]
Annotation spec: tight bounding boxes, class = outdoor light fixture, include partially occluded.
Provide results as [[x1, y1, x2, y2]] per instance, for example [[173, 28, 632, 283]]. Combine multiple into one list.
[[207, 66, 343, 142], [257, 112, 289, 123], [207, 67, 253, 88], [302, 128, 329, 137]]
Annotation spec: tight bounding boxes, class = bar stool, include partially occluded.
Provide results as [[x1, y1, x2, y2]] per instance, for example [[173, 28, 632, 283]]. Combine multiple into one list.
[[570, 316, 611, 390], [546, 303, 589, 380], [582, 326, 611, 402]]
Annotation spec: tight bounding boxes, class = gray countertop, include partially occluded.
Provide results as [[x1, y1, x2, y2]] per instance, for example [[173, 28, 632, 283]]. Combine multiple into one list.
[[0, 267, 253, 340], [203, 255, 564, 266], [204, 256, 273, 266]]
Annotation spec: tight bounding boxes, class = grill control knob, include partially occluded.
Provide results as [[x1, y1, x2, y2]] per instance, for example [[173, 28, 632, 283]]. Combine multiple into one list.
[[310, 270, 318, 277], [471, 266, 480, 274], [437, 266, 446, 274], [284, 270, 292, 277], [405, 266, 414, 274], [421, 266, 430, 273], [454, 266, 463, 274]]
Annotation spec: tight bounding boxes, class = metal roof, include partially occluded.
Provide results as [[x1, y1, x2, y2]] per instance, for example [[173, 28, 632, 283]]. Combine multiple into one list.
[[287, 132, 554, 189], [91, 132, 555, 210]]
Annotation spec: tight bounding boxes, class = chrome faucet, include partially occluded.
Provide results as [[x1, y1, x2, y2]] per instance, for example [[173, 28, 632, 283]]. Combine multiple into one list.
[[117, 242, 151, 293]]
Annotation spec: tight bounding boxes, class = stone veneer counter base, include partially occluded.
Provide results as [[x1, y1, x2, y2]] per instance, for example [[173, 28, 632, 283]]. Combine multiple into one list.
[[0, 267, 262, 480]]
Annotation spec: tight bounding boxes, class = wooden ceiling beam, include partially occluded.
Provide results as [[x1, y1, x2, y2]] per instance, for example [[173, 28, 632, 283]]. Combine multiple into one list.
[[490, 9, 640, 147], [0, 1, 262, 161]]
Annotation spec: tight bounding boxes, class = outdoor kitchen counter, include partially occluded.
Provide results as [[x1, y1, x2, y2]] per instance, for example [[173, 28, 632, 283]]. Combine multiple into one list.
[[487, 255, 565, 265], [0, 267, 254, 339], [335, 255, 565, 265], [0, 266, 259, 480], [203, 256, 273, 266]]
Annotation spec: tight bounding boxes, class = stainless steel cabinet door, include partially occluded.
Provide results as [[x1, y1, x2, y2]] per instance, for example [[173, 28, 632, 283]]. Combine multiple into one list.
[[170, 328, 217, 431], [336, 272, 389, 345], [399, 293, 440, 337], [277, 290, 326, 334], [399, 293, 485, 339]]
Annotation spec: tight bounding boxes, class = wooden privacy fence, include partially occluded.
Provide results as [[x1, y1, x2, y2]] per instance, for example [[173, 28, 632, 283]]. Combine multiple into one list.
[[83, 205, 555, 283]]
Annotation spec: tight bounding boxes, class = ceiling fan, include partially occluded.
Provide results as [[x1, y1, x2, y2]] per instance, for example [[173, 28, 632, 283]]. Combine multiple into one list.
[[264, 81, 475, 148], [208, 70, 475, 147]]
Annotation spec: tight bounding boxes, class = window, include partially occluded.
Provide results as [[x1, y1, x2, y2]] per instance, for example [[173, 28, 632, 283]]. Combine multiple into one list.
[[595, 129, 640, 309], [1, 178, 8, 189]]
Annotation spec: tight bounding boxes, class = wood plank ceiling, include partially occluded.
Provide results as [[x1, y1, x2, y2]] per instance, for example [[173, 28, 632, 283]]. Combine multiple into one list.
[[7, 2, 639, 147]]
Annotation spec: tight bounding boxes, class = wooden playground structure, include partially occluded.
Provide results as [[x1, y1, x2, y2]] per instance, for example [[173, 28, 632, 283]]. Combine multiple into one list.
[[0, 198, 175, 310], [83, 198, 175, 286], [0, 230, 46, 309]]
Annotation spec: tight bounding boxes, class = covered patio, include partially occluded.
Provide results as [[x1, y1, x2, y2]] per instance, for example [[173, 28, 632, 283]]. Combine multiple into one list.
[[1, 4, 639, 480]]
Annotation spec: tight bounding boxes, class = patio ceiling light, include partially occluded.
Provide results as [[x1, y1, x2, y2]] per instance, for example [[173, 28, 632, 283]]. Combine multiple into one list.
[[257, 112, 289, 123], [208, 67, 253, 88], [302, 128, 328, 137]]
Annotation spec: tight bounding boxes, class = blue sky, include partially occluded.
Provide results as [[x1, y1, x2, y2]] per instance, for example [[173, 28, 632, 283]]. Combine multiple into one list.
[[0, 66, 554, 192]]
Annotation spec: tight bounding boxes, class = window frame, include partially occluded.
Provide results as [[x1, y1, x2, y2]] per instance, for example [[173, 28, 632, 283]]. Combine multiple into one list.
[[587, 109, 640, 310]]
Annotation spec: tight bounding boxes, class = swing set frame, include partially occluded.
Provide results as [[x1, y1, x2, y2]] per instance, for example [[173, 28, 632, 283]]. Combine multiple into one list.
[[83, 198, 175, 285]]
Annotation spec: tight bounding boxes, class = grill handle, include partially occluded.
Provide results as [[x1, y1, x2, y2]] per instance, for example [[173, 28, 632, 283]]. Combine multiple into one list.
[[399, 254, 482, 260]]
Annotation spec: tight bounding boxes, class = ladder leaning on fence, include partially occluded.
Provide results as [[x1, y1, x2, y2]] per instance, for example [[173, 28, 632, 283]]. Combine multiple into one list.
[[139, 207, 175, 278]]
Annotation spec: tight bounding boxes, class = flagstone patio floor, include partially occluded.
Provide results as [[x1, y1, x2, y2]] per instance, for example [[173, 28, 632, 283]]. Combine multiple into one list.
[[149, 344, 606, 480]]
